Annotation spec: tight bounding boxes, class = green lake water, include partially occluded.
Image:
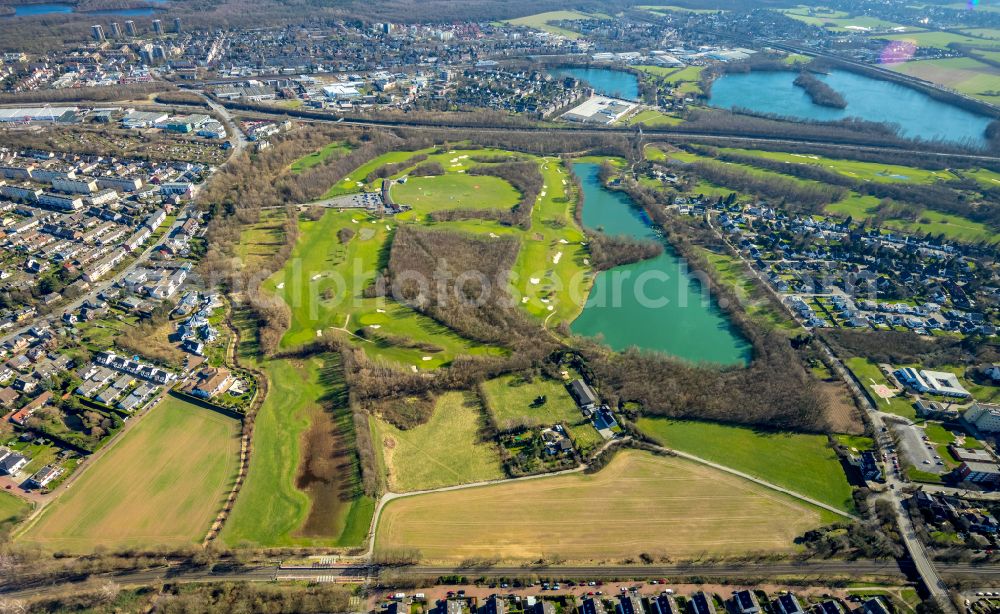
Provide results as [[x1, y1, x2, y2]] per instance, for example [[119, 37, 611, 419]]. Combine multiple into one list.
[[570, 163, 751, 365]]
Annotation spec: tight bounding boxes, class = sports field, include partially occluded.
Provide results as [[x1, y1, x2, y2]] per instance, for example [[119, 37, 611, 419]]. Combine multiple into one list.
[[373, 391, 504, 492], [636, 418, 855, 513], [20, 396, 240, 553], [375, 450, 832, 562]]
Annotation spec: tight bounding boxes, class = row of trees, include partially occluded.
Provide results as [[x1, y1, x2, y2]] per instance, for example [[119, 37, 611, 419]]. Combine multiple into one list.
[[793, 71, 847, 109], [668, 158, 847, 213]]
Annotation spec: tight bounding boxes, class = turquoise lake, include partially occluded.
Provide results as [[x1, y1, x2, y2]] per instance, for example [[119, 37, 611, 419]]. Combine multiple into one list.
[[570, 162, 751, 365]]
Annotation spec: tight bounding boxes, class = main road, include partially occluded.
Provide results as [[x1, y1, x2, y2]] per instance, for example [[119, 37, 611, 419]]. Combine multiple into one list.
[[5, 560, 1000, 600]]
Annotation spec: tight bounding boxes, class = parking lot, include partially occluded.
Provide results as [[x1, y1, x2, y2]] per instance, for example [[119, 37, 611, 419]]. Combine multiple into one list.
[[893, 423, 947, 475]]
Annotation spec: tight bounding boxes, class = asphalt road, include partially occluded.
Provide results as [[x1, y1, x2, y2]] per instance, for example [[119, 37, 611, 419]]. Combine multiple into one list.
[[8, 560, 1000, 600]]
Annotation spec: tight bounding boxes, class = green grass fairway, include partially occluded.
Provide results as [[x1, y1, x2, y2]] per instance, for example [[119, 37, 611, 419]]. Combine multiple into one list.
[[506, 10, 603, 38], [373, 392, 504, 492], [290, 141, 350, 173], [889, 57, 1000, 102], [719, 147, 954, 185], [391, 174, 520, 218], [826, 194, 993, 243], [0, 491, 29, 537], [376, 450, 833, 563], [636, 418, 855, 513], [20, 396, 240, 553], [222, 357, 371, 547], [321, 148, 436, 199], [481, 375, 603, 453], [265, 209, 502, 367]]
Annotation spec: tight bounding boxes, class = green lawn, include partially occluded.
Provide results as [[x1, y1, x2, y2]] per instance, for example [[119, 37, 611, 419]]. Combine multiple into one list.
[[509, 157, 592, 326], [373, 391, 504, 492], [845, 358, 917, 420], [700, 249, 798, 332], [391, 174, 520, 218], [0, 491, 29, 537], [480, 375, 603, 453], [222, 356, 371, 547], [290, 141, 350, 174], [621, 109, 684, 127], [636, 418, 856, 513], [780, 8, 914, 32], [321, 148, 435, 199], [264, 209, 503, 368]]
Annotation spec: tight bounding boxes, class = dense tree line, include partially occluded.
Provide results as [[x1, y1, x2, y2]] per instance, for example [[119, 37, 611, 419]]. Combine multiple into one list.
[[668, 159, 847, 213], [366, 153, 428, 183], [0, 82, 173, 104], [793, 71, 847, 109], [823, 328, 999, 367], [584, 232, 663, 271], [410, 161, 445, 176], [384, 225, 539, 345]]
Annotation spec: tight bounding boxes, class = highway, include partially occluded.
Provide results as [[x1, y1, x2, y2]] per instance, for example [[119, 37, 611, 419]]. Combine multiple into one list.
[[213, 99, 1000, 164]]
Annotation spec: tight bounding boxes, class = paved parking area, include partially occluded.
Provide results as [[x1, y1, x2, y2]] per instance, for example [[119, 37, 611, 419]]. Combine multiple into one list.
[[893, 423, 946, 474]]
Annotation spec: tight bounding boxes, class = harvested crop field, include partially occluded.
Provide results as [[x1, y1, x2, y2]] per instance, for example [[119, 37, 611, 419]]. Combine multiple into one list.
[[19, 396, 240, 553], [375, 450, 830, 562]]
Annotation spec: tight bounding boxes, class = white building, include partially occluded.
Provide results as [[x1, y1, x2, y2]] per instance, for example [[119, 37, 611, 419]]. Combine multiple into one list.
[[965, 402, 1000, 433]]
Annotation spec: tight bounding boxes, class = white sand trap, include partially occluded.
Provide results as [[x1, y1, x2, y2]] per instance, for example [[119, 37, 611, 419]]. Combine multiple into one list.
[[422, 356, 432, 361], [450, 158, 459, 163], [547, 305, 554, 311], [457, 170, 465, 173], [559, 239, 568, 244], [529, 278, 540, 285], [553, 251, 563, 264], [562, 179, 567, 185], [540, 298, 550, 303], [351, 218, 359, 224], [370, 219, 378, 224], [540, 191, 546, 197], [459, 155, 469, 159], [369, 324, 381, 329], [276, 282, 285, 289], [311, 274, 322, 281], [356, 181, 363, 186], [386, 225, 392, 230], [411, 365, 418, 372], [522, 297, 530, 303], [316, 329, 323, 337], [489, 232, 499, 238], [376, 308, 386, 313], [583, 258, 590, 265]]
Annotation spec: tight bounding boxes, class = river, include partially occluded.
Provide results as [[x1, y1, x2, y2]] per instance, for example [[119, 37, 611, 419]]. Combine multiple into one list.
[[7, 1, 165, 17], [708, 69, 992, 147], [570, 162, 751, 365], [548, 67, 640, 101]]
